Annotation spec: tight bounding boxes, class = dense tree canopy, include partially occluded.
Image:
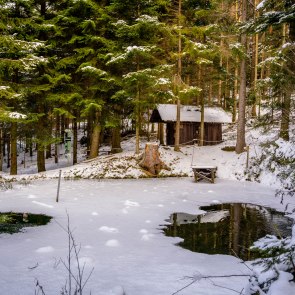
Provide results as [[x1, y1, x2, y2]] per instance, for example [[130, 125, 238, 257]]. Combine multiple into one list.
[[0, 0, 294, 172]]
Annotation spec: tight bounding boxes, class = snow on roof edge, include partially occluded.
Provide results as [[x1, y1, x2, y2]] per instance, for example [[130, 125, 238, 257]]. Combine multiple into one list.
[[155, 104, 232, 123]]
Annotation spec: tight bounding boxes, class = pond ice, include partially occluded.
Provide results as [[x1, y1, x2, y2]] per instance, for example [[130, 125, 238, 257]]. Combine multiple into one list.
[[0, 178, 294, 295]]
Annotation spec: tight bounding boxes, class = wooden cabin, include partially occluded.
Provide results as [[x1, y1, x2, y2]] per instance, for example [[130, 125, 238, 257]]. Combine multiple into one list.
[[150, 104, 231, 146]]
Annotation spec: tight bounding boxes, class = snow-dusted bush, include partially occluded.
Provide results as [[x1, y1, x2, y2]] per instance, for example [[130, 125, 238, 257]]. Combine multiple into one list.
[[245, 226, 295, 295], [0, 178, 13, 191], [247, 139, 295, 196]]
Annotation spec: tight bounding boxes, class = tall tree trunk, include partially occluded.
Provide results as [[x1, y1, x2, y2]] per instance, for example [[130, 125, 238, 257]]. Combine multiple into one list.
[[37, 116, 46, 172], [235, 0, 247, 154], [199, 95, 205, 146], [37, 145, 46, 172], [218, 39, 223, 106], [135, 83, 141, 154], [89, 111, 101, 159], [232, 62, 239, 122], [251, 0, 259, 117], [174, 0, 182, 152], [259, 33, 266, 118], [46, 144, 51, 159], [158, 123, 164, 145], [10, 122, 17, 175], [55, 114, 60, 164], [6, 132, 10, 169], [61, 114, 65, 144], [135, 58, 141, 155], [0, 127, 3, 172], [224, 58, 230, 109], [73, 116, 78, 164], [111, 126, 122, 153], [280, 92, 291, 140], [280, 20, 294, 140]]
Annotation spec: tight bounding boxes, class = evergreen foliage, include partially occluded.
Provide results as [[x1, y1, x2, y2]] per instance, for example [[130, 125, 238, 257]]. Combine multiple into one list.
[[0, 0, 294, 172]]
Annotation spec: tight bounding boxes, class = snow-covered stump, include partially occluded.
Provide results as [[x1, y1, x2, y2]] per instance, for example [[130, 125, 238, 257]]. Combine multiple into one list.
[[139, 143, 168, 176]]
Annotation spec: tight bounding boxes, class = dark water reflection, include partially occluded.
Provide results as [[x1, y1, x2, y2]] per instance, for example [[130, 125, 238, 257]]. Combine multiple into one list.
[[163, 203, 293, 260], [0, 212, 52, 234]]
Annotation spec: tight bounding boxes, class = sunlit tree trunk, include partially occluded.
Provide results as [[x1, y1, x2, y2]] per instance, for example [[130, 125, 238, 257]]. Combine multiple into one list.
[[258, 33, 266, 118], [158, 123, 164, 145], [174, 0, 182, 152], [232, 62, 239, 122], [280, 21, 294, 140], [218, 39, 223, 106], [199, 94, 205, 146], [251, 0, 259, 117], [89, 111, 101, 159], [235, 0, 247, 154]]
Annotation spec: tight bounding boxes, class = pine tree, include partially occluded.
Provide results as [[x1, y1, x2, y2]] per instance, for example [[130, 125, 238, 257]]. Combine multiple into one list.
[[107, 1, 172, 154]]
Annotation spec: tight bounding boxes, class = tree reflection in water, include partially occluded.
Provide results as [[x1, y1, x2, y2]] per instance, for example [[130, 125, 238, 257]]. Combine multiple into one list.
[[163, 203, 293, 260]]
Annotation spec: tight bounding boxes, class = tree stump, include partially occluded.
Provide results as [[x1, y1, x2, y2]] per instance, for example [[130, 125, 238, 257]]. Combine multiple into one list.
[[139, 143, 168, 175]]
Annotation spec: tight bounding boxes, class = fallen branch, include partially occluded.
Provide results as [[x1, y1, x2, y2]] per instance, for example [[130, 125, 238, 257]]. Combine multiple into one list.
[[172, 273, 250, 295]]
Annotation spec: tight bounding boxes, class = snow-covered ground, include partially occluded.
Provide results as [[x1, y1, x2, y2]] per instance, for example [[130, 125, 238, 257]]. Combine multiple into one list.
[[1, 122, 293, 193], [0, 178, 294, 295], [0, 118, 294, 294]]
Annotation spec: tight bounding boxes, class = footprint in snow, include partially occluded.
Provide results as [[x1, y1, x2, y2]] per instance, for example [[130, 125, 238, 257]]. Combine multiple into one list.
[[28, 194, 37, 199], [36, 246, 54, 253], [108, 286, 126, 295], [121, 208, 128, 214], [139, 229, 154, 241], [99, 226, 119, 233], [84, 245, 93, 249], [124, 200, 139, 207], [141, 234, 154, 241], [105, 239, 120, 247]]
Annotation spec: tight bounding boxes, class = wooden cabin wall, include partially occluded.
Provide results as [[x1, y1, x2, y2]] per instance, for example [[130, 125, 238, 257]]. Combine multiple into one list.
[[179, 123, 199, 145], [204, 123, 222, 145], [166, 122, 222, 146]]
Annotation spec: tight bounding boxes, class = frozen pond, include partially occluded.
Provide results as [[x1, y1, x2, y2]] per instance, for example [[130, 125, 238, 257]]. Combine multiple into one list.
[[0, 178, 294, 295]]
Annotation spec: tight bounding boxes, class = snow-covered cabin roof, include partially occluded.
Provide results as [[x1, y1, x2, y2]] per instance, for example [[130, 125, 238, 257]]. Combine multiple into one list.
[[150, 104, 232, 123]]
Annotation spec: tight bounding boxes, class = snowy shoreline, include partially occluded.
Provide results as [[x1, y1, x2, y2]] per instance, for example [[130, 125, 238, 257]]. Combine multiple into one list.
[[0, 178, 294, 295]]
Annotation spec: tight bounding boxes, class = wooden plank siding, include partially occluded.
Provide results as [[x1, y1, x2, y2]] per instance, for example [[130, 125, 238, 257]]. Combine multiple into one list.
[[166, 122, 222, 146]]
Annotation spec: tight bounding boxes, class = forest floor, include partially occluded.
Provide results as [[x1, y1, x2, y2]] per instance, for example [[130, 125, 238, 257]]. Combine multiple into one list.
[[1, 118, 294, 193], [0, 118, 294, 295]]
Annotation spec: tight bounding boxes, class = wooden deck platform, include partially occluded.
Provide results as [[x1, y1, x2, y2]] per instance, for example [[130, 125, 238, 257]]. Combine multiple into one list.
[[192, 165, 217, 183]]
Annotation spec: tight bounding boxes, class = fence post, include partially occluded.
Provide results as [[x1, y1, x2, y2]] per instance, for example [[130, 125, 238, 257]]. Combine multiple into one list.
[[56, 170, 62, 202]]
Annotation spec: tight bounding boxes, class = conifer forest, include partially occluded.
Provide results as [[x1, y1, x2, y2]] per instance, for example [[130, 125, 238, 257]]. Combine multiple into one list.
[[0, 0, 294, 175]]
